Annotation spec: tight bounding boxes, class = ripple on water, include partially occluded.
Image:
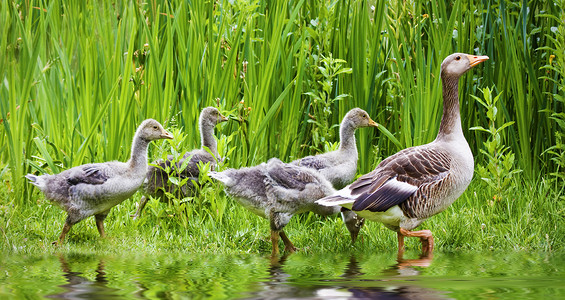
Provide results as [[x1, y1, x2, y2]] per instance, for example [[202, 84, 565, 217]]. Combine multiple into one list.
[[0, 251, 564, 299]]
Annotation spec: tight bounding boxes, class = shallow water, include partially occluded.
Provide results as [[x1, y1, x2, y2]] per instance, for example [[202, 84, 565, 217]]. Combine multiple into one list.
[[1, 250, 563, 299]]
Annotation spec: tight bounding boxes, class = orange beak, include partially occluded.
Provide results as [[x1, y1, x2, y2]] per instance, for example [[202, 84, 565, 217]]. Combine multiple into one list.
[[219, 113, 229, 122], [368, 118, 378, 128], [160, 130, 174, 140], [467, 55, 489, 67]]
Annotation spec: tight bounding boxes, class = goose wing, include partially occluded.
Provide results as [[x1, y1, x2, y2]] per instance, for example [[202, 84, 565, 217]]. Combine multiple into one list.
[[66, 163, 115, 186], [177, 151, 216, 177], [291, 156, 329, 171], [350, 147, 451, 212], [266, 158, 320, 191]]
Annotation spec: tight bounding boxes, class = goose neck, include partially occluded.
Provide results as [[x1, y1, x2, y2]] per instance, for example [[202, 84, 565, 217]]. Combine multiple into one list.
[[338, 120, 357, 152], [437, 76, 463, 141], [128, 136, 150, 171], [201, 123, 218, 157]]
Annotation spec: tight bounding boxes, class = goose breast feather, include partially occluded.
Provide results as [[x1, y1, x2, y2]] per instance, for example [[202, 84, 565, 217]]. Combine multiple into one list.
[[350, 146, 451, 217]]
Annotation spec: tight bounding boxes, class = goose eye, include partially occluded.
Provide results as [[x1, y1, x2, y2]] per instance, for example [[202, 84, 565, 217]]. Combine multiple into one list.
[[153, 126, 158, 129], [455, 56, 461, 61]]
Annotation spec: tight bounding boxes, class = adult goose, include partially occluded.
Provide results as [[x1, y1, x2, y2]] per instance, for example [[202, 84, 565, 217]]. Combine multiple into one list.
[[26, 119, 173, 245], [132, 107, 228, 219], [317, 53, 489, 254], [210, 158, 353, 257]]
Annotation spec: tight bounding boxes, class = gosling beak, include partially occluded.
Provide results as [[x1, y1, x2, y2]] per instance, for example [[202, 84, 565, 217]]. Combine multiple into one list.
[[350, 230, 360, 244], [219, 114, 229, 122], [368, 118, 378, 128], [161, 130, 174, 140], [467, 55, 489, 68]]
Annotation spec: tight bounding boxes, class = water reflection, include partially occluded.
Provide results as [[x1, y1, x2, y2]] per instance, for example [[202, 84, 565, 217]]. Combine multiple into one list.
[[339, 253, 448, 299], [383, 251, 434, 277], [48, 254, 121, 299], [250, 254, 329, 299], [2, 251, 562, 299], [246, 251, 447, 299]]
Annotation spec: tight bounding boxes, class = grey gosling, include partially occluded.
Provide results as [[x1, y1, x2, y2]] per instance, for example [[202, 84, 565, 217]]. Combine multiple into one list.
[[291, 108, 378, 242], [26, 119, 173, 245], [210, 158, 348, 257], [132, 107, 228, 219], [317, 53, 489, 255], [292, 108, 378, 189]]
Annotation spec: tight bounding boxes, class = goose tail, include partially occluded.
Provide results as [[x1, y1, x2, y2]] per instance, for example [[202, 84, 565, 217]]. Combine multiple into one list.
[[25, 174, 46, 189], [316, 185, 356, 207], [316, 195, 355, 207], [208, 171, 233, 186]]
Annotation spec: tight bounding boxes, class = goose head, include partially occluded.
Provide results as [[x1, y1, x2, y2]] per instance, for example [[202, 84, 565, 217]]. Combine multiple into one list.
[[137, 119, 173, 141], [441, 53, 489, 78], [341, 207, 365, 243], [344, 108, 378, 129], [200, 107, 229, 128]]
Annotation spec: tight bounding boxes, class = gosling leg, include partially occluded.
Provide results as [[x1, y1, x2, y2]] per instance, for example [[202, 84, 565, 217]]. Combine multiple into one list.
[[279, 231, 296, 253], [270, 230, 280, 258], [94, 213, 108, 238], [55, 220, 73, 246], [132, 195, 149, 219]]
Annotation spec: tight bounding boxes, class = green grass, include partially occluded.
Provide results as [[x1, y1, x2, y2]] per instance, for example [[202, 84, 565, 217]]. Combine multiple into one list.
[[1, 177, 563, 256], [0, 0, 564, 255]]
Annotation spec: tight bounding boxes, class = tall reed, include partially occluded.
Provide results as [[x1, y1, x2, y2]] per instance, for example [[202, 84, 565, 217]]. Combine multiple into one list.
[[0, 0, 563, 208]]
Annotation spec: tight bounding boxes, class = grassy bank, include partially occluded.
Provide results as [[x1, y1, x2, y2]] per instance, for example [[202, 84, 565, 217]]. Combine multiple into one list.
[[1, 0, 564, 254], [2, 175, 563, 255]]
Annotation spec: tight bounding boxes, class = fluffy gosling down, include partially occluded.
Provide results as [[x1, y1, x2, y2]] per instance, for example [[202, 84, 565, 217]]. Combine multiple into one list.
[[317, 53, 489, 255], [291, 108, 378, 189], [210, 158, 358, 257], [26, 119, 173, 245], [132, 107, 228, 219], [291, 108, 378, 242]]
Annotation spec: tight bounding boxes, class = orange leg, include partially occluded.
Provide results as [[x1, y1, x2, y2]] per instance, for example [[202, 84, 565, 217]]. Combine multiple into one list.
[[397, 231, 406, 257], [398, 228, 434, 255]]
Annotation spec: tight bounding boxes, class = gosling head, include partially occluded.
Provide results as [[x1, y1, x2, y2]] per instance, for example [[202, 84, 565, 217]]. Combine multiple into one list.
[[344, 108, 378, 129], [441, 53, 489, 78], [200, 107, 229, 128], [341, 207, 365, 244], [137, 119, 173, 141]]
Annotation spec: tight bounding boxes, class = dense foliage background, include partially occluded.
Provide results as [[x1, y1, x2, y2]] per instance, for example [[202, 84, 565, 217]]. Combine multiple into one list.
[[0, 0, 563, 253]]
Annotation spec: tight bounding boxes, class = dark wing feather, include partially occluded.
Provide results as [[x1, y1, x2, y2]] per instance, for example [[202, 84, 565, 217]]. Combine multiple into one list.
[[350, 171, 389, 195], [179, 152, 216, 177], [66, 164, 111, 186], [349, 147, 451, 212], [351, 177, 418, 212], [266, 160, 318, 191], [156, 151, 216, 180], [291, 156, 329, 171]]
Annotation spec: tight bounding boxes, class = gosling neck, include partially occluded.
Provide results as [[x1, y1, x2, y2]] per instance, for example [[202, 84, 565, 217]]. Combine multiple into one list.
[[200, 122, 219, 158], [338, 119, 358, 155], [128, 135, 150, 171], [436, 75, 464, 142]]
